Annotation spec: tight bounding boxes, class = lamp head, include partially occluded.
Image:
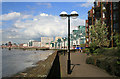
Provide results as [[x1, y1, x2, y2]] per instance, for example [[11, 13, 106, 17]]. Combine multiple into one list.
[[70, 11, 79, 19], [60, 11, 68, 19]]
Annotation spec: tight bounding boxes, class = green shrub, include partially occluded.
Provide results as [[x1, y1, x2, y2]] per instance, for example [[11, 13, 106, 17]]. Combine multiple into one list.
[[86, 47, 120, 76], [86, 56, 120, 77], [114, 48, 120, 57], [94, 48, 106, 54], [86, 57, 95, 65], [93, 48, 120, 57]]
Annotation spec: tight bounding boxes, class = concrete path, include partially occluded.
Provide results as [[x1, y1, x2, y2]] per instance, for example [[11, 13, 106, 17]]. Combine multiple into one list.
[[60, 52, 112, 77]]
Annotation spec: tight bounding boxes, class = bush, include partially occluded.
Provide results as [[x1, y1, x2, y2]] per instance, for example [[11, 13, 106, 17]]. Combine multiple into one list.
[[86, 56, 120, 77], [114, 48, 120, 57], [94, 48, 105, 54], [86, 57, 95, 65], [93, 48, 120, 57]]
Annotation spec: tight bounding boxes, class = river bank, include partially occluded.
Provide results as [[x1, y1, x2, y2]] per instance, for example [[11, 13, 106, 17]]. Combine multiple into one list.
[[11, 50, 57, 77], [1, 47, 50, 51], [2, 49, 56, 77]]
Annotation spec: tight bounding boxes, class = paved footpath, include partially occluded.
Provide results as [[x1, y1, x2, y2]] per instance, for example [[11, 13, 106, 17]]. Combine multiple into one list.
[[60, 52, 112, 77]]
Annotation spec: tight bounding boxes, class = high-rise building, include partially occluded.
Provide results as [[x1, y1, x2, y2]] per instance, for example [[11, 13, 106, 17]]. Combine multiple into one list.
[[86, 0, 120, 47]]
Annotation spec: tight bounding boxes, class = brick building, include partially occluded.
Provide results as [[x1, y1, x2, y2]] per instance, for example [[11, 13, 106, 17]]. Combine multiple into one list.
[[86, 0, 120, 47]]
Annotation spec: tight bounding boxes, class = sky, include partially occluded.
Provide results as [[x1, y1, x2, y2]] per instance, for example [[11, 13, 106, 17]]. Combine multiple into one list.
[[0, 2, 94, 44]]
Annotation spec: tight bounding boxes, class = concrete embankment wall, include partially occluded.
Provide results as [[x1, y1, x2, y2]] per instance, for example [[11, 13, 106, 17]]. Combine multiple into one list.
[[46, 50, 62, 79], [47, 49, 77, 78]]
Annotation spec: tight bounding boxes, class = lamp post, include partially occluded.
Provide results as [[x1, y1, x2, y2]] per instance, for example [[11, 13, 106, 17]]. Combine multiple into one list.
[[60, 11, 79, 74]]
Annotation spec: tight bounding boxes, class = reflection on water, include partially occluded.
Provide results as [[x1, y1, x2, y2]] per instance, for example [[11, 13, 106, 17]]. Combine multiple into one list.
[[2, 49, 54, 77]]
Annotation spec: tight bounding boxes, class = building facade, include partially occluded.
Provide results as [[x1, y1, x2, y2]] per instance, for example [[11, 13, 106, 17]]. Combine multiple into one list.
[[85, 20, 90, 47], [41, 37, 53, 47], [71, 25, 86, 48], [32, 41, 41, 47], [86, 0, 120, 47], [28, 40, 34, 47], [55, 37, 63, 48]]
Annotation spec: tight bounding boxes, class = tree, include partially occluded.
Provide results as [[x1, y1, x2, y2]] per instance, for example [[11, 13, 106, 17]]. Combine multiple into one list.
[[89, 19, 110, 48], [57, 39, 62, 48]]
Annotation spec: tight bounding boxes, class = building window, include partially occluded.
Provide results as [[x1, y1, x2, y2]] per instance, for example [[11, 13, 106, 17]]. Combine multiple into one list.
[[113, 11, 119, 21], [113, 2, 118, 10], [103, 6, 106, 10], [102, 3, 106, 10], [97, 2, 98, 6], [93, 9, 94, 14], [103, 12, 105, 18], [113, 23, 119, 33], [88, 12, 90, 16], [76, 41, 78, 45]]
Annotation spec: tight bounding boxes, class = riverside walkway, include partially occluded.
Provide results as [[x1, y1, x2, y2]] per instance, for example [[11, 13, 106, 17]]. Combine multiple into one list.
[[60, 52, 112, 77]]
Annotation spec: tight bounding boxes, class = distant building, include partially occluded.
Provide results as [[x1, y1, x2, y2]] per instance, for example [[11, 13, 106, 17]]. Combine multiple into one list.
[[41, 37, 53, 47], [50, 41, 55, 49], [8, 41, 12, 47], [12, 43, 18, 47], [28, 40, 34, 47], [55, 37, 63, 48], [19, 43, 24, 47], [70, 25, 86, 48], [23, 43, 28, 47], [61, 37, 67, 49], [32, 41, 41, 47]]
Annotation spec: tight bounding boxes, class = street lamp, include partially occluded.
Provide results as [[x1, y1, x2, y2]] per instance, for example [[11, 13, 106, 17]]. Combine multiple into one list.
[[60, 11, 79, 74]]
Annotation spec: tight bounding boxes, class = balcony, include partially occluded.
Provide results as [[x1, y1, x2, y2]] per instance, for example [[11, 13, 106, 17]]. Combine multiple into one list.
[[95, 12, 101, 18]]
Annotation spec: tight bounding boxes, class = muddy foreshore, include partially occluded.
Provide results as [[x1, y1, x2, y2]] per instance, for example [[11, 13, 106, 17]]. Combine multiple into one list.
[[11, 50, 57, 77]]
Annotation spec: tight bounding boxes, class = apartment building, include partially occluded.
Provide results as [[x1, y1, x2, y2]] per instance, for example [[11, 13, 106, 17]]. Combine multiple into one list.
[[85, 20, 89, 47], [71, 25, 86, 48], [86, 0, 120, 47]]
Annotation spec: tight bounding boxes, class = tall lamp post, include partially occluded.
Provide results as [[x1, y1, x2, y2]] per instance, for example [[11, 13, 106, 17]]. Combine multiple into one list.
[[60, 11, 79, 74]]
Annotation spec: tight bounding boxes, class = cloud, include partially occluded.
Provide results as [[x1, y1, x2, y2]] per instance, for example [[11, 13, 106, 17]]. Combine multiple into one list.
[[36, 3, 52, 8], [40, 13, 48, 16], [0, 22, 2, 26], [1, 12, 21, 20], [77, 0, 94, 8], [22, 15, 33, 19], [2, 12, 85, 43], [77, 2, 93, 8]]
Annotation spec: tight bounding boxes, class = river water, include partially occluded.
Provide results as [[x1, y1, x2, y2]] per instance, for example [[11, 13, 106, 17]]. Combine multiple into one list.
[[2, 48, 55, 77]]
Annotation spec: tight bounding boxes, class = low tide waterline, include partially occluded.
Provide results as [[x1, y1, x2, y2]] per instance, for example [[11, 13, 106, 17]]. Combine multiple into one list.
[[2, 48, 55, 77]]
